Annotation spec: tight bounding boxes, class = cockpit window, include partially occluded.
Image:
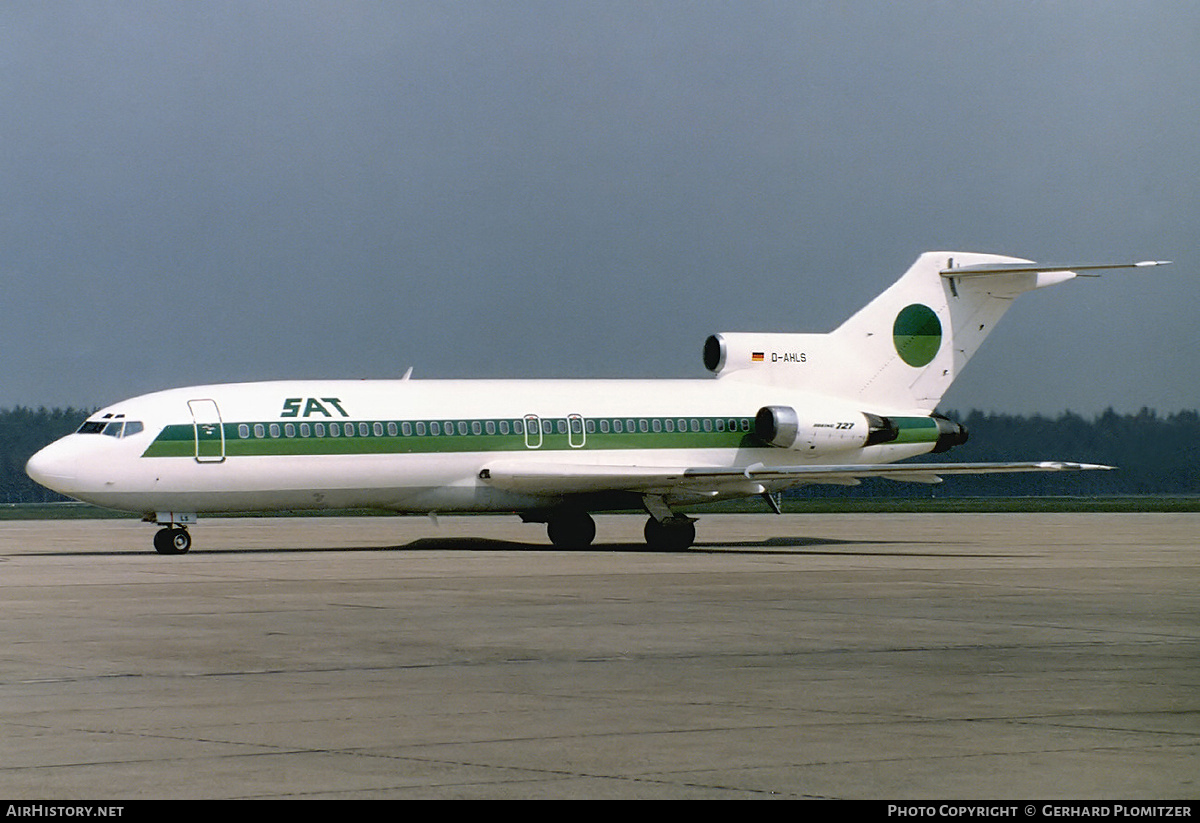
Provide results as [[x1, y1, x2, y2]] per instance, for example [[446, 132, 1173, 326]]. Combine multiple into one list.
[[77, 419, 144, 438]]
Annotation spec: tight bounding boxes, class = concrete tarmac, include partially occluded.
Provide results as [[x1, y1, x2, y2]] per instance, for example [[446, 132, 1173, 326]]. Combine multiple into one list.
[[0, 512, 1195, 800]]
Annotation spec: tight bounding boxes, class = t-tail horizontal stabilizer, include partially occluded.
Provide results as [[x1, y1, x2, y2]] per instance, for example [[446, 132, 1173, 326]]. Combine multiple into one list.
[[940, 260, 1172, 277]]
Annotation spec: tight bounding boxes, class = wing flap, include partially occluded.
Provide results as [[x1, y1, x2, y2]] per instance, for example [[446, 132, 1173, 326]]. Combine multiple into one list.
[[480, 461, 691, 495], [684, 461, 1113, 488], [480, 459, 1114, 496]]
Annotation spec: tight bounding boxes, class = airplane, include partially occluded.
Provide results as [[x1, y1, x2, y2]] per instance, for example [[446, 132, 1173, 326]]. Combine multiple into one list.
[[25, 251, 1169, 554]]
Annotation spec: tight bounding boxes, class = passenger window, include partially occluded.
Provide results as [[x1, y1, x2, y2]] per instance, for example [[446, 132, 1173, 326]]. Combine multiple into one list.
[[238, 424, 250, 439], [372, 422, 382, 437], [300, 423, 311, 437], [314, 423, 326, 437], [269, 423, 281, 438], [253, 424, 266, 438], [389, 422, 399, 436], [284, 423, 296, 438], [485, 420, 496, 435]]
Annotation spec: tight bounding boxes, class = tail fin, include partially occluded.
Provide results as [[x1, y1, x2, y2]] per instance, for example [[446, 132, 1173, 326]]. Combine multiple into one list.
[[706, 252, 1168, 412], [830, 251, 1042, 410]]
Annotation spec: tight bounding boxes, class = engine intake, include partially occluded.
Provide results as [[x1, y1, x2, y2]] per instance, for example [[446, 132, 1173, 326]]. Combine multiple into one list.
[[703, 334, 727, 374], [754, 405, 799, 448]]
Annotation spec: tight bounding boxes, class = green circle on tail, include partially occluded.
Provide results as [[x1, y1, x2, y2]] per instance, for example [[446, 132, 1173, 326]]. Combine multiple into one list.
[[893, 304, 942, 367]]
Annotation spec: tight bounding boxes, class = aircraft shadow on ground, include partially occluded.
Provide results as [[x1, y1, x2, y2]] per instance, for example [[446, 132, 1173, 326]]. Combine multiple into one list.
[[225, 535, 947, 555], [226, 534, 968, 556], [27, 535, 994, 557]]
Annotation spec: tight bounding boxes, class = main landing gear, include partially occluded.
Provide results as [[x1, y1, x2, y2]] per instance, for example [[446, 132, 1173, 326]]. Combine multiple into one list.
[[545, 510, 597, 549], [643, 516, 696, 552], [534, 497, 698, 551]]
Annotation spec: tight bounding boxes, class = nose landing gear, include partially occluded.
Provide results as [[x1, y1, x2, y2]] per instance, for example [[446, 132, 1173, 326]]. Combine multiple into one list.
[[147, 512, 198, 554], [153, 527, 192, 555]]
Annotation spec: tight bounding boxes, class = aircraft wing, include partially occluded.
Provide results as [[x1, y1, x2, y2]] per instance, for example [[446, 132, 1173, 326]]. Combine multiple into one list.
[[479, 459, 1113, 496]]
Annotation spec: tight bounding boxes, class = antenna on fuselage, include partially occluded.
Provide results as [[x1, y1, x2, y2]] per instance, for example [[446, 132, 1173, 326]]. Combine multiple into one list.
[[401, 366, 413, 381]]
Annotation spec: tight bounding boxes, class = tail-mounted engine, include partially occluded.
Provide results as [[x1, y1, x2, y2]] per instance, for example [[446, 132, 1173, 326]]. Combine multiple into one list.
[[704, 332, 823, 378], [753, 405, 898, 454], [754, 405, 968, 455]]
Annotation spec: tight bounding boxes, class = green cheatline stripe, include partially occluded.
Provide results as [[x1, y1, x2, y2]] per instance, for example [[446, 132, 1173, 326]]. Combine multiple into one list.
[[141, 414, 943, 458], [142, 418, 758, 458]]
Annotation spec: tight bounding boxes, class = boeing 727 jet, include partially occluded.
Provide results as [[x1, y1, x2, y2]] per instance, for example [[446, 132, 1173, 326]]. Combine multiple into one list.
[[26, 252, 1168, 553]]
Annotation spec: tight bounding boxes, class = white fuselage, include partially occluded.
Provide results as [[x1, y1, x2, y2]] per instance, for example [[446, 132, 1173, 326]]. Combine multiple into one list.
[[26, 377, 937, 517]]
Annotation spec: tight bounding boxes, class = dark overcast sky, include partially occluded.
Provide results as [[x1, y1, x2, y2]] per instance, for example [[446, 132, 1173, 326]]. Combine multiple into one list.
[[2, 1, 1196, 413]]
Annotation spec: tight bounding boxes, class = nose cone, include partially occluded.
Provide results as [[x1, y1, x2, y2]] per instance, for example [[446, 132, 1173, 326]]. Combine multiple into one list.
[[26, 438, 78, 495]]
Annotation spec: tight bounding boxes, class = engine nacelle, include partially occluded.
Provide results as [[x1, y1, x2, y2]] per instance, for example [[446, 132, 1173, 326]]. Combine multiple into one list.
[[754, 405, 899, 454], [754, 406, 968, 455], [704, 332, 822, 377]]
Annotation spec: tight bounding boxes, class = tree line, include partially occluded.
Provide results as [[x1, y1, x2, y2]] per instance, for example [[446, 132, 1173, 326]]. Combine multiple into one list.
[[0, 405, 1196, 504], [831, 407, 1200, 498], [0, 406, 95, 503]]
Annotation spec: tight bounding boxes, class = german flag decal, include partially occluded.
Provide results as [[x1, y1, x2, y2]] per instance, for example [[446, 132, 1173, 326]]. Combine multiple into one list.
[[751, 352, 765, 362]]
